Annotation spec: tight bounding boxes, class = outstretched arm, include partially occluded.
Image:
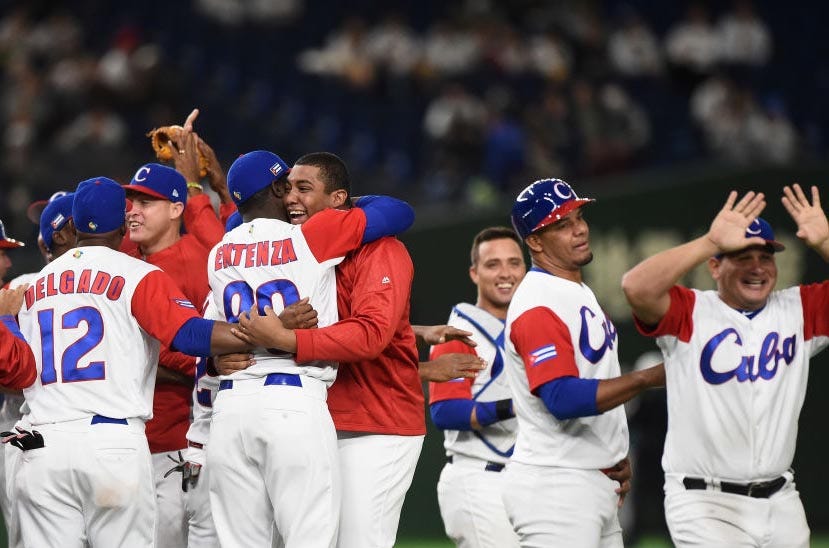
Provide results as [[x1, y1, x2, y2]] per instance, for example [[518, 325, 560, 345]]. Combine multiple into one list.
[[782, 184, 829, 261], [622, 190, 766, 325]]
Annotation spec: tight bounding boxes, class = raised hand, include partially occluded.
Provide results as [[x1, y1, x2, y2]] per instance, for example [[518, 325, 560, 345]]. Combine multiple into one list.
[[707, 191, 767, 253], [782, 184, 829, 251], [0, 286, 27, 316]]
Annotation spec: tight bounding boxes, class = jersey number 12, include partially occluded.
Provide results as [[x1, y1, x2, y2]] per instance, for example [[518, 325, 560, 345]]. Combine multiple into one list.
[[37, 306, 105, 384]]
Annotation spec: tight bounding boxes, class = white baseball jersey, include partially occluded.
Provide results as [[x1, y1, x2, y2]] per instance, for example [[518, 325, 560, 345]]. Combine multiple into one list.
[[16, 246, 201, 425], [637, 284, 829, 481], [429, 302, 516, 463], [504, 268, 629, 469], [207, 208, 370, 386], [185, 297, 221, 464]]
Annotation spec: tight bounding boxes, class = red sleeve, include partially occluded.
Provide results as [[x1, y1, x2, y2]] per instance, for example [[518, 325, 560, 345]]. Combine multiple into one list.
[[0, 324, 37, 389], [158, 346, 197, 377], [801, 281, 829, 340], [427, 339, 476, 403], [183, 194, 225, 250], [294, 238, 409, 362], [633, 285, 695, 343], [131, 270, 201, 347], [300, 208, 367, 263], [510, 307, 579, 393], [219, 201, 237, 227]]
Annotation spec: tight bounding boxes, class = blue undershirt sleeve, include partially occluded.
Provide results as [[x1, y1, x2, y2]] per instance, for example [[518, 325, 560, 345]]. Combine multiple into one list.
[[355, 195, 415, 244], [430, 399, 475, 431], [171, 317, 215, 358], [536, 376, 600, 420], [0, 315, 25, 342]]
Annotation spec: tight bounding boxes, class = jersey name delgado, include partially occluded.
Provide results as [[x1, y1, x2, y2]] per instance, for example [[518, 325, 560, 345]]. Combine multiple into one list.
[[24, 269, 126, 307], [213, 238, 298, 271]]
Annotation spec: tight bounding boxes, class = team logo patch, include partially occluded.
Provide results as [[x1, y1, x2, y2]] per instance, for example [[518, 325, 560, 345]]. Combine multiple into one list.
[[172, 189, 180, 198], [233, 190, 242, 201], [73, 250, 83, 258], [88, 221, 97, 231], [529, 344, 557, 366], [50, 213, 65, 229], [173, 298, 196, 309], [381, 276, 391, 284], [270, 162, 283, 177]]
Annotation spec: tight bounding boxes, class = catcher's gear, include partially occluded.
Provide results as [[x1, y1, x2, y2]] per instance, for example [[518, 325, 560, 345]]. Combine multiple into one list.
[[511, 178, 595, 240], [146, 125, 209, 178], [1, 427, 45, 451], [164, 451, 203, 492]]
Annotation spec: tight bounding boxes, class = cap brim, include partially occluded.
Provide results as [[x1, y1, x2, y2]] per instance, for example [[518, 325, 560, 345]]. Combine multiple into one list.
[[123, 184, 169, 201], [531, 199, 595, 235], [26, 200, 49, 225], [765, 239, 785, 252], [0, 239, 25, 249]]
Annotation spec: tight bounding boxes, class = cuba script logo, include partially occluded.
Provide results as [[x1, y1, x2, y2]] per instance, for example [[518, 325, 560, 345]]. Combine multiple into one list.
[[700, 328, 796, 384], [578, 306, 617, 364]]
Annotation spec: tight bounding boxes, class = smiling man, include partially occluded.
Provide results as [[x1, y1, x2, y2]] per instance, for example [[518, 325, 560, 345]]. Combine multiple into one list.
[[622, 186, 829, 548], [428, 226, 526, 548], [502, 178, 664, 547]]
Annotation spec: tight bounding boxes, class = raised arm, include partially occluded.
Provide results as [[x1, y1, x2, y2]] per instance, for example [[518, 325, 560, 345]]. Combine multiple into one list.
[[782, 184, 829, 262], [622, 190, 766, 325]]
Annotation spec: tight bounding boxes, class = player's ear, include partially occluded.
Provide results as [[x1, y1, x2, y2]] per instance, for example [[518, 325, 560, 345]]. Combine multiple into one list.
[[707, 256, 721, 280], [469, 264, 479, 285], [525, 234, 543, 254], [329, 189, 347, 209], [169, 201, 185, 220]]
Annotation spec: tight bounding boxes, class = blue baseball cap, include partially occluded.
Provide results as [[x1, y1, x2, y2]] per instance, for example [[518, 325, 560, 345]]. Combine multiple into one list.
[[743, 217, 785, 252], [227, 150, 290, 206], [73, 178, 130, 234], [27, 190, 72, 224], [40, 192, 75, 250], [511, 178, 594, 240], [125, 163, 187, 205], [225, 210, 243, 232]]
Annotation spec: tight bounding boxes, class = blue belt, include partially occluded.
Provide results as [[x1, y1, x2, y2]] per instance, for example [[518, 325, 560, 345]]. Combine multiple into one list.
[[447, 455, 505, 473], [219, 373, 302, 391], [91, 415, 128, 425]]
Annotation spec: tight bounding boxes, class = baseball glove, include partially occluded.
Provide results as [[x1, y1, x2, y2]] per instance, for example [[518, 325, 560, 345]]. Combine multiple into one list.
[[146, 125, 209, 177]]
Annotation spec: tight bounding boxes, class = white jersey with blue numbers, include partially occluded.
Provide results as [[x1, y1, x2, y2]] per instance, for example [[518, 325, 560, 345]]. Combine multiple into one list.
[[207, 209, 372, 386]]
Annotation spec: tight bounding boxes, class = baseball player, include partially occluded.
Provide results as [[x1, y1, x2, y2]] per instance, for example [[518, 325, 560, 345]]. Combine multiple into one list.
[[11, 177, 251, 548], [0, 219, 25, 286], [621, 185, 829, 547], [503, 178, 664, 547], [228, 151, 483, 548], [428, 226, 526, 548], [2, 191, 76, 548], [205, 150, 415, 548], [0, 286, 37, 389], [124, 162, 215, 548]]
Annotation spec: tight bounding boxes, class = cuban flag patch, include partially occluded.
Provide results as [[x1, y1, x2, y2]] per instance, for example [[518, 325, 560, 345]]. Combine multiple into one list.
[[529, 344, 557, 366], [173, 298, 196, 309]]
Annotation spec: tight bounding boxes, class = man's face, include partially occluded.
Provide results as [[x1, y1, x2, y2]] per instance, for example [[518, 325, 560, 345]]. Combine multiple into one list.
[[470, 238, 526, 313], [284, 165, 341, 225], [709, 246, 777, 311], [126, 195, 178, 247], [0, 249, 10, 282], [530, 207, 593, 272]]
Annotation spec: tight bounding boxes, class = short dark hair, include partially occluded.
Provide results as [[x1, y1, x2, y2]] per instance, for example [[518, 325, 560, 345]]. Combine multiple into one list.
[[237, 183, 278, 216], [470, 226, 522, 266], [294, 152, 352, 198]]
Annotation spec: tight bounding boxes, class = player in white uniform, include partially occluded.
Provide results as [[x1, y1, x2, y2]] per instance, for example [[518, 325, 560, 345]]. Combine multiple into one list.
[[205, 150, 414, 548], [2, 192, 77, 548], [11, 177, 251, 548], [621, 185, 829, 548], [503, 178, 664, 547], [428, 227, 526, 548]]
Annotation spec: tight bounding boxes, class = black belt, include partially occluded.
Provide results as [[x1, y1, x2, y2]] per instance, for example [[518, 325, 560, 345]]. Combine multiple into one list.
[[447, 455, 505, 473], [682, 476, 786, 498]]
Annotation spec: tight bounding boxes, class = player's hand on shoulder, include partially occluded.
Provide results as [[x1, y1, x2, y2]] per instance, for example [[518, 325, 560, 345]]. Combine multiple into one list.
[[0, 285, 27, 316], [214, 353, 255, 375], [279, 297, 318, 329], [708, 190, 767, 253], [419, 353, 485, 382]]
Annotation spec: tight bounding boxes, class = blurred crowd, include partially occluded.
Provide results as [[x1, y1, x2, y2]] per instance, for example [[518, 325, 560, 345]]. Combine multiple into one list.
[[0, 0, 824, 253]]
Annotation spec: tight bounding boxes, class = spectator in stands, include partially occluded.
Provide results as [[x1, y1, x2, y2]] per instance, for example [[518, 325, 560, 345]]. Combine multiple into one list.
[[717, 0, 771, 68], [664, 2, 720, 92], [607, 9, 663, 78]]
